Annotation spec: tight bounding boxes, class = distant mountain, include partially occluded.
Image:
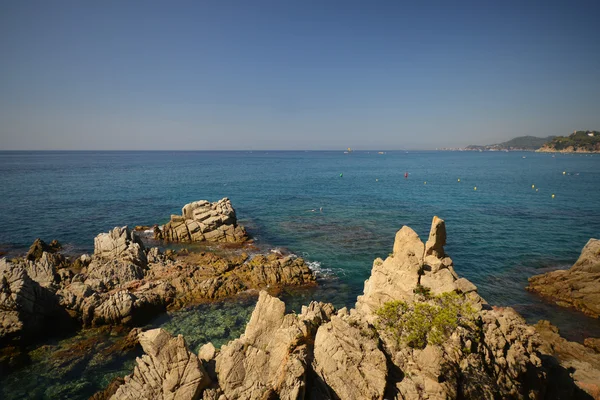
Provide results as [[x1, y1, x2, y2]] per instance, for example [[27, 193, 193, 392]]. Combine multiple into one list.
[[537, 130, 600, 153], [465, 136, 555, 151]]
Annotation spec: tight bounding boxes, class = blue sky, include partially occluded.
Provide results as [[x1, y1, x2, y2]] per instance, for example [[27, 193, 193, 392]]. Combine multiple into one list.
[[1, 0, 599, 150]]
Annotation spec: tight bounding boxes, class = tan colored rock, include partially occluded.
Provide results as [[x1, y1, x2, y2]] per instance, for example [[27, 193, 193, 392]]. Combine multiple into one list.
[[313, 315, 387, 400], [535, 320, 600, 398], [111, 328, 210, 400], [424, 215, 446, 258], [454, 277, 478, 294], [198, 342, 216, 362], [215, 291, 333, 400], [356, 226, 424, 318], [94, 226, 147, 266], [528, 238, 600, 317], [160, 198, 248, 243]]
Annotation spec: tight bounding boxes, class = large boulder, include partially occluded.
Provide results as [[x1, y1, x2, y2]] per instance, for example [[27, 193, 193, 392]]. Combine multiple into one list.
[[528, 238, 600, 317], [158, 198, 248, 243], [111, 328, 211, 400]]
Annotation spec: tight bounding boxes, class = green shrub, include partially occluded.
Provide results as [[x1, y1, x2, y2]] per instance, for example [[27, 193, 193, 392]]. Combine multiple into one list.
[[375, 292, 476, 349], [413, 284, 431, 298]]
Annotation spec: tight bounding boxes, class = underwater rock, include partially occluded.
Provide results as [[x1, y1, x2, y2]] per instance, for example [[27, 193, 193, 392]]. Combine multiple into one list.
[[528, 238, 600, 317], [157, 198, 248, 243]]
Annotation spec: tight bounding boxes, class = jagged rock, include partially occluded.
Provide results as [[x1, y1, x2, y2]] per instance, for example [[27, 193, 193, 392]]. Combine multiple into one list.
[[24, 252, 62, 288], [313, 314, 387, 400], [355, 226, 424, 319], [111, 328, 211, 400], [535, 320, 600, 398], [528, 238, 600, 317], [215, 291, 334, 399], [94, 226, 147, 267], [586, 338, 600, 354], [356, 216, 460, 319], [26, 238, 61, 261], [159, 198, 248, 243], [0, 258, 71, 344]]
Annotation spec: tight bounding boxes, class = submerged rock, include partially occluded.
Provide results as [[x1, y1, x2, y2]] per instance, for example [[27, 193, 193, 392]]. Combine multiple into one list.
[[158, 198, 248, 243], [528, 238, 600, 317]]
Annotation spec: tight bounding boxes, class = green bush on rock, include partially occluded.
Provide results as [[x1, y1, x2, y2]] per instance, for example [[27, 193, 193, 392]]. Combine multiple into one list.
[[375, 292, 476, 349]]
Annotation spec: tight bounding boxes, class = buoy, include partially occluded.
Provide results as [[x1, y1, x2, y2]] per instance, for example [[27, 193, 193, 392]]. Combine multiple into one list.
[[457, 178, 461, 182], [563, 171, 566, 175], [376, 178, 378, 182], [552, 194, 555, 198], [531, 184, 535, 189], [474, 186, 477, 191], [339, 173, 343, 177], [424, 181, 427, 185], [536, 189, 539, 192], [404, 172, 408, 179]]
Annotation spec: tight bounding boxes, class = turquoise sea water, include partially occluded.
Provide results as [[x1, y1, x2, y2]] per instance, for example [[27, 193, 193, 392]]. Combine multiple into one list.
[[1, 150, 599, 398]]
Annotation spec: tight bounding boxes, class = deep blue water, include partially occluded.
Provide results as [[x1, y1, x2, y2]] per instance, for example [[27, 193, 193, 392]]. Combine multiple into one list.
[[1, 150, 600, 398]]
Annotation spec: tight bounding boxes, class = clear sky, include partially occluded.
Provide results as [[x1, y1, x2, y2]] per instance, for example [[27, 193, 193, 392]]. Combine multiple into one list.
[[1, 0, 599, 150]]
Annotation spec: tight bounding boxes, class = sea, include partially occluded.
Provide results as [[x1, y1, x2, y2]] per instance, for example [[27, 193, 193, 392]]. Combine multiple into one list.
[[1, 150, 599, 398]]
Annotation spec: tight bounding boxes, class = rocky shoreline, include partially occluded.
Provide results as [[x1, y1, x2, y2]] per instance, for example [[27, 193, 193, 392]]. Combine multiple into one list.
[[528, 239, 600, 317], [92, 217, 600, 400], [0, 200, 315, 375]]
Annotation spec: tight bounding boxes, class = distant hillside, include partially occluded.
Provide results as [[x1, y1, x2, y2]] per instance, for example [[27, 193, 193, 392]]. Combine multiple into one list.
[[465, 136, 555, 151], [537, 130, 600, 153]]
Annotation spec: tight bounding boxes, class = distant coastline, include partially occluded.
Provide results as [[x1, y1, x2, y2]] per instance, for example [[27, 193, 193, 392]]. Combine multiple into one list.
[[456, 131, 600, 153]]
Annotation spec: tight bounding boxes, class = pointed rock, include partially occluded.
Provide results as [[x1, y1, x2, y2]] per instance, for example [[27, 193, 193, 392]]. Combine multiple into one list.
[[424, 215, 446, 258]]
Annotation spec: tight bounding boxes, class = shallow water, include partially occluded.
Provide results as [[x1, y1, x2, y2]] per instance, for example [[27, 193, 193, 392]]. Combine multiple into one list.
[[1, 150, 599, 398]]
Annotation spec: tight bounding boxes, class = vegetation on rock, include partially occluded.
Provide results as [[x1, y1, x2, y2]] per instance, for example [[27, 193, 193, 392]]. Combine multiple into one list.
[[375, 292, 476, 349], [538, 130, 600, 152]]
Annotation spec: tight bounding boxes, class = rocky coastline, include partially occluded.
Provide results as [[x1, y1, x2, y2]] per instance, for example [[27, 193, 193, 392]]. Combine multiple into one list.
[[527, 238, 600, 318], [3, 202, 600, 399], [92, 216, 600, 400], [0, 200, 315, 375]]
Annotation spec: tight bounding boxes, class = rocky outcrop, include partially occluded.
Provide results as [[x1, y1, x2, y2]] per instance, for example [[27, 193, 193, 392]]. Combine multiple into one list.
[[26, 238, 61, 261], [111, 328, 211, 400], [535, 321, 600, 399], [313, 314, 387, 399], [0, 221, 316, 350], [356, 216, 480, 321], [215, 291, 334, 399], [528, 238, 600, 317], [157, 198, 248, 243], [0, 258, 71, 345], [102, 216, 594, 400]]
